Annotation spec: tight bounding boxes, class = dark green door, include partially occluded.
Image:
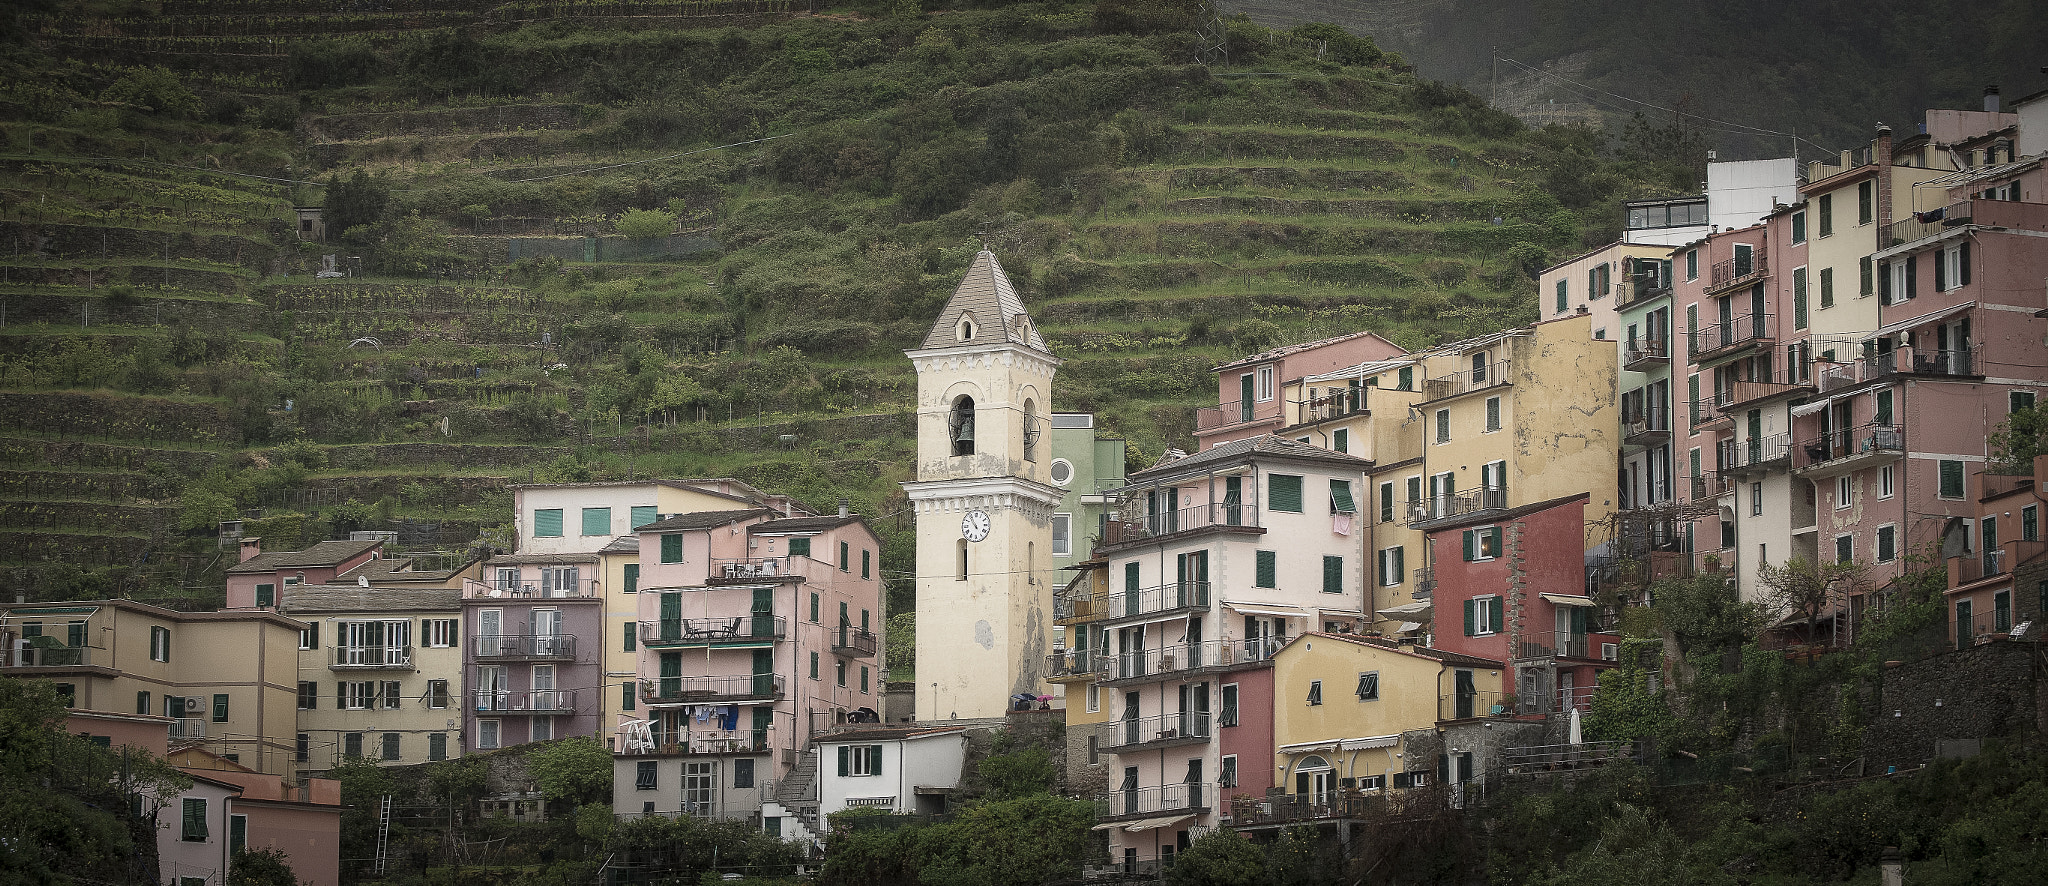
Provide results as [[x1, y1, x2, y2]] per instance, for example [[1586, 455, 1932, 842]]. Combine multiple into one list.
[[752, 649, 775, 697], [752, 706, 772, 749], [1746, 410, 1763, 463], [1224, 477, 1242, 526], [1239, 373, 1254, 421], [1957, 601, 1973, 651], [752, 587, 775, 638], [1455, 669, 1476, 719], [659, 651, 681, 699], [660, 592, 681, 641]]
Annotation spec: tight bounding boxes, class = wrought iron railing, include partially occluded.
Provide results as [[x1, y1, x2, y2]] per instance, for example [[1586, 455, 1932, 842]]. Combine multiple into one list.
[[1291, 386, 1371, 425], [639, 616, 785, 645], [1106, 582, 1210, 620], [832, 626, 878, 657], [641, 674, 786, 703], [1717, 434, 1793, 471], [1622, 336, 1669, 367], [1195, 398, 1257, 431], [1689, 313, 1773, 358], [472, 633, 578, 659], [1406, 487, 1507, 525], [1708, 248, 1768, 290], [472, 690, 577, 714], [330, 644, 415, 669], [1098, 783, 1208, 819], [1792, 423, 1902, 471], [1102, 503, 1260, 546], [1105, 712, 1213, 750], [1421, 361, 1511, 402], [1816, 344, 1984, 392]]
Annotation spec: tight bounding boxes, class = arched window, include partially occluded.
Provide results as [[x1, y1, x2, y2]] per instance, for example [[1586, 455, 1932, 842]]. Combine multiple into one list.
[[1022, 399, 1040, 463], [957, 313, 977, 342], [949, 396, 976, 456]]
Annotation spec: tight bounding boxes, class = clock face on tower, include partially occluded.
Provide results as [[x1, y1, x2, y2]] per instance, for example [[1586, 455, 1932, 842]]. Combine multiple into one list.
[[960, 509, 991, 542]]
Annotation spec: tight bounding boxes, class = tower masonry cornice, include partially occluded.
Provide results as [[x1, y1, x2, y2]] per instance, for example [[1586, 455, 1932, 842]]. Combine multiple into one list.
[[905, 343, 1061, 380], [901, 476, 1065, 520]]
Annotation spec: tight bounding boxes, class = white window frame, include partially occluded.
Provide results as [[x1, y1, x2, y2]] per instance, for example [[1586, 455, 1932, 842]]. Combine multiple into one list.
[[426, 619, 456, 648], [1879, 465, 1895, 499], [342, 681, 373, 711], [1836, 476, 1852, 509], [1256, 367, 1275, 402], [1942, 246, 1964, 291], [531, 716, 554, 742], [1378, 547, 1404, 587], [1484, 396, 1502, 432], [1219, 755, 1239, 788], [1887, 261, 1909, 305], [1472, 596, 1500, 636], [1085, 683, 1099, 714], [427, 679, 450, 709], [1051, 513, 1072, 556], [1750, 481, 1764, 516], [848, 746, 877, 776], [149, 625, 170, 662], [1435, 409, 1451, 444]]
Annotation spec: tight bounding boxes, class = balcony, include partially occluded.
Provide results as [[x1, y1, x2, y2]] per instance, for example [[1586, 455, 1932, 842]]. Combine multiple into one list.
[[1099, 638, 1282, 686], [1439, 688, 1507, 721], [1045, 648, 1106, 683], [830, 626, 878, 658], [1816, 344, 1984, 393], [639, 616, 786, 647], [1792, 424, 1903, 478], [1687, 396, 1731, 433], [1622, 405, 1671, 447], [1412, 566, 1435, 599], [1717, 374, 1816, 412], [1689, 472, 1733, 500], [1231, 790, 1407, 828], [1406, 487, 1508, 527], [169, 718, 207, 741], [1420, 360, 1511, 404], [1096, 783, 1210, 822], [1100, 503, 1261, 549], [1688, 313, 1773, 362], [462, 578, 598, 599], [1513, 631, 1603, 662], [329, 645, 415, 670], [1502, 740, 1636, 772], [1105, 712, 1213, 751], [473, 633, 578, 661], [1055, 590, 1110, 624], [1622, 337, 1670, 371], [1104, 581, 1210, 623], [1716, 434, 1792, 474], [8, 644, 96, 668], [472, 689, 577, 715], [1195, 399, 1259, 432], [642, 674, 786, 705], [708, 558, 799, 584], [1882, 199, 1973, 246], [1288, 386, 1370, 427], [1706, 249, 1768, 293]]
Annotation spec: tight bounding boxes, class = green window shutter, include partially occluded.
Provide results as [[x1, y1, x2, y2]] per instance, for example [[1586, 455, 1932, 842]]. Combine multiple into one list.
[[1322, 556, 1343, 594], [1462, 530, 1476, 561], [1329, 480, 1355, 513], [1555, 279, 1567, 314], [1688, 375, 1700, 428], [622, 681, 636, 711], [624, 621, 636, 652], [837, 746, 849, 776], [183, 798, 207, 841], [1392, 546, 1404, 581], [430, 733, 448, 760], [1270, 475, 1303, 513], [809, 593, 819, 623], [1398, 367, 1413, 391], [1333, 428, 1348, 453], [1959, 242, 1971, 285], [841, 542, 850, 571], [630, 505, 659, 529], [1486, 397, 1500, 430], [1255, 551, 1276, 589], [213, 694, 228, 722], [789, 537, 811, 558], [230, 814, 247, 855], [582, 507, 611, 536], [869, 745, 883, 776], [810, 651, 819, 680], [1463, 599, 1476, 636], [255, 584, 274, 607], [1379, 482, 1394, 522], [862, 550, 871, 580], [1793, 268, 1808, 328], [534, 509, 563, 537], [1860, 256, 1874, 295], [660, 534, 682, 564], [1940, 460, 1964, 498], [1490, 598, 1505, 633], [1125, 562, 1140, 594], [622, 563, 639, 594]]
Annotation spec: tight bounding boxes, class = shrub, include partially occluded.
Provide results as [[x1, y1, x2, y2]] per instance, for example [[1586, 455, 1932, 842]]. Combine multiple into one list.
[[614, 208, 677, 239]]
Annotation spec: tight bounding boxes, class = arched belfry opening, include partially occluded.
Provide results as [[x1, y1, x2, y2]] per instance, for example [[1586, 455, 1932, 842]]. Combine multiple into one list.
[[949, 395, 976, 456]]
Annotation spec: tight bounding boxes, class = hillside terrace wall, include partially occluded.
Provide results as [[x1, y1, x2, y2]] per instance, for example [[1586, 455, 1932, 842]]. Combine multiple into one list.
[[1863, 640, 2046, 771]]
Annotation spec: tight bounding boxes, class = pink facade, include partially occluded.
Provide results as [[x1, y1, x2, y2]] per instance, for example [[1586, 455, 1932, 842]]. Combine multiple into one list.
[[462, 560, 604, 752], [1195, 331, 1406, 447], [622, 508, 885, 809], [1945, 456, 2048, 650], [1427, 495, 1617, 713], [1215, 667, 1273, 808], [225, 538, 383, 609]]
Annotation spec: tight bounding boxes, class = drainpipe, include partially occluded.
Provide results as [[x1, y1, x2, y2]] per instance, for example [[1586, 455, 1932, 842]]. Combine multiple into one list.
[[1875, 124, 1895, 249]]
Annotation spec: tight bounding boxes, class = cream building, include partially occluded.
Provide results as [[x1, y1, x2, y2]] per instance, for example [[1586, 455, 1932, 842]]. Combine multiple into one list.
[[903, 249, 1065, 721], [281, 584, 466, 772]]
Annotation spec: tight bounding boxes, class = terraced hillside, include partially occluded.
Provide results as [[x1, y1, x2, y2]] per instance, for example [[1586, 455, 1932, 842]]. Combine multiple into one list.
[[0, 0, 1669, 608]]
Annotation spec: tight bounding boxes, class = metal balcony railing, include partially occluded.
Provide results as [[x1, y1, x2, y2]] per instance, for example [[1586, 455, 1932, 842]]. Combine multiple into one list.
[[1412, 566, 1435, 597], [1406, 487, 1507, 525], [1708, 248, 1768, 290], [472, 690, 577, 714], [472, 633, 578, 660], [1502, 740, 1636, 770], [1718, 372, 1815, 410], [1882, 200, 1972, 246], [641, 674, 785, 704], [1421, 361, 1511, 402], [1106, 582, 1210, 620], [1045, 648, 1106, 681], [831, 626, 878, 658], [1105, 712, 1213, 750], [1792, 424, 1903, 471], [1290, 386, 1371, 425], [1101, 503, 1259, 546], [1098, 783, 1209, 819], [1623, 405, 1671, 442], [1195, 399, 1257, 431], [329, 645, 414, 669], [1817, 344, 1984, 393], [168, 718, 207, 741], [640, 616, 785, 645], [1689, 313, 1773, 359], [1101, 638, 1282, 683], [1622, 337, 1669, 369], [1055, 592, 1110, 622], [1439, 689, 1506, 721], [1689, 472, 1732, 499], [1717, 434, 1793, 472], [1953, 606, 2029, 651], [463, 578, 599, 599], [709, 558, 794, 583], [9, 644, 94, 667], [1514, 631, 1597, 661]]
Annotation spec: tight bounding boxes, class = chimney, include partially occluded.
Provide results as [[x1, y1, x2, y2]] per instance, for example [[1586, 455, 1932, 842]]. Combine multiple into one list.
[[1875, 124, 1895, 246], [1880, 846, 1903, 886], [1984, 85, 2001, 113], [239, 536, 264, 563], [838, 498, 850, 518]]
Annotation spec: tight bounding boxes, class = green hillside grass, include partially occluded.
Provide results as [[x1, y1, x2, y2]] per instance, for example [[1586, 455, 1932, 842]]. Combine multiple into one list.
[[0, 0, 1680, 610]]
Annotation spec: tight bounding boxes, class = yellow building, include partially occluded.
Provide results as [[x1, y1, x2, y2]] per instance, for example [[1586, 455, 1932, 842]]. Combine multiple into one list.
[[282, 583, 467, 773], [2, 600, 306, 775], [1048, 557, 1113, 788], [1254, 632, 1503, 829]]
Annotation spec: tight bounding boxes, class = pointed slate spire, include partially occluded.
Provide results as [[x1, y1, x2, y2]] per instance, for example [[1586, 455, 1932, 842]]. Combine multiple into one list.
[[920, 249, 1048, 352]]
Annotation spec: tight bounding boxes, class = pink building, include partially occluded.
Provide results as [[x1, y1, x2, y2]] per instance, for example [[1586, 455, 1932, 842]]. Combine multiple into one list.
[[1424, 494, 1618, 713], [1945, 455, 2048, 652], [1194, 331, 1407, 448], [461, 560, 604, 752], [1215, 667, 1274, 813], [620, 506, 884, 822], [225, 538, 383, 609]]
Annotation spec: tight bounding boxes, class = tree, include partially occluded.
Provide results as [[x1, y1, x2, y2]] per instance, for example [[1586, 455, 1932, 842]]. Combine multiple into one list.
[[100, 66, 203, 118], [1165, 829, 1265, 886], [323, 169, 391, 240], [975, 745, 1055, 800], [228, 847, 303, 886], [615, 208, 677, 239], [1757, 557, 1869, 645], [527, 735, 613, 808], [1989, 403, 2046, 472]]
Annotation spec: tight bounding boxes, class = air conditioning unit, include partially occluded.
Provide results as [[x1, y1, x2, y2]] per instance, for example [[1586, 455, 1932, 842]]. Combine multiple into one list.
[[1600, 643, 1619, 661], [185, 696, 205, 712]]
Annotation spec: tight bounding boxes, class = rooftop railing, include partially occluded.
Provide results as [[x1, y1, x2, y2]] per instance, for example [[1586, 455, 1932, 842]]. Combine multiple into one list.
[[463, 578, 598, 599], [1290, 386, 1371, 425], [8, 644, 95, 667], [1421, 360, 1511, 402], [1816, 344, 1984, 392]]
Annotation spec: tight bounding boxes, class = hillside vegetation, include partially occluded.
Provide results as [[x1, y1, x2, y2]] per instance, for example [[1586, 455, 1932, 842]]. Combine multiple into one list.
[[0, 0, 1678, 608]]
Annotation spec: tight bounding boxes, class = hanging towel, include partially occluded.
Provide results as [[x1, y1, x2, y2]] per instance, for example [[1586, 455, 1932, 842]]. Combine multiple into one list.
[[720, 705, 740, 731], [1332, 512, 1353, 536]]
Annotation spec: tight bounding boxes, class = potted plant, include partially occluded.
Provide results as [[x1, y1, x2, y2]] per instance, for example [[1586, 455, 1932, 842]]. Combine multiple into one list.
[[1496, 693, 1519, 716]]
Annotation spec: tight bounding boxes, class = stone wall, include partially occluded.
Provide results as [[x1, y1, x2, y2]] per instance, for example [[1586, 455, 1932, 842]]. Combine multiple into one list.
[[1862, 640, 2044, 771]]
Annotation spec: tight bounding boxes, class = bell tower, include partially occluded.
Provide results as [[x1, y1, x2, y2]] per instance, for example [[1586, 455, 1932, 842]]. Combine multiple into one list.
[[903, 250, 1063, 721]]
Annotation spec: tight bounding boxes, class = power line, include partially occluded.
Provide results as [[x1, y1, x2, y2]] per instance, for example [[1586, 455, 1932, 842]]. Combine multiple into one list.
[[1494, 53, 1845, 157]]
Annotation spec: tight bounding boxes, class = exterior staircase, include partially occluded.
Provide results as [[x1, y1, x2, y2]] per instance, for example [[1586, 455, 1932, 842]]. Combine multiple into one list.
[[762, 748, 823, 852]]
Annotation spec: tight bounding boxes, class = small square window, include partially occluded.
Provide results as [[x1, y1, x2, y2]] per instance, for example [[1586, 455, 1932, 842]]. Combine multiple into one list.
[[1355, 672, 1379, 700]]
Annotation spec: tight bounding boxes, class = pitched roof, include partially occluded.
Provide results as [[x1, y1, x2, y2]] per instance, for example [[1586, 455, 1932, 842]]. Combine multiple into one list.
[[1417, 492, 1589, 532], [919, 250, 1047, 351], [1213, 330, 1401, 372], [815, 725, 966, 745], [226, 539, 380, 574], [752, 515, 863, 534], [598, 535, 639, 554], [636, 508, 773, 532], [280, 584, 462, 612], [1130, 435, 1372, 481], [1297, 631, 1505, 670]]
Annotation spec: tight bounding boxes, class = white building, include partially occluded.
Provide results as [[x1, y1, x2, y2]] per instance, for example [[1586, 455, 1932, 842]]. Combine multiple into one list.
[[812, 726, 968, 834]]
